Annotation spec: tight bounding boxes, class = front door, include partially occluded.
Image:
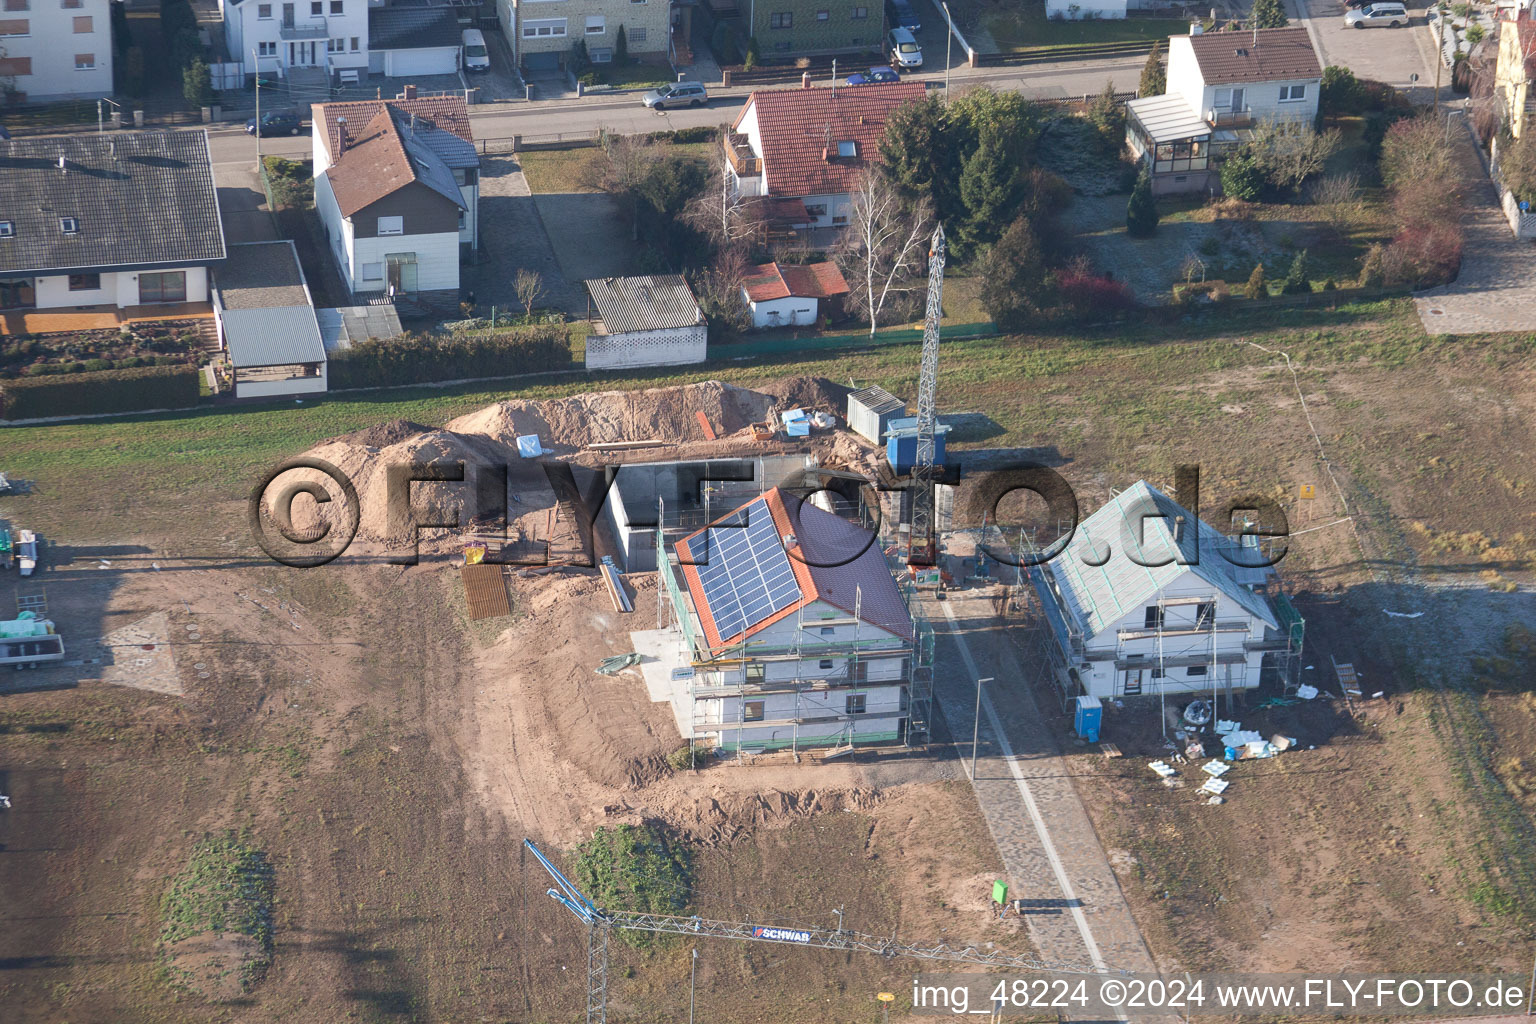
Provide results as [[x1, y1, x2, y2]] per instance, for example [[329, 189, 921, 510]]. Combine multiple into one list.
[[385, 253, 417, 294]]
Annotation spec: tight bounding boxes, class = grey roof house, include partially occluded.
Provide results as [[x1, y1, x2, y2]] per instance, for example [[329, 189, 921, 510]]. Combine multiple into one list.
[[0, 130, 225, 334], [212, 241, 327, 399], [583, 275, 707, 372], [367, 6, 464, 77]]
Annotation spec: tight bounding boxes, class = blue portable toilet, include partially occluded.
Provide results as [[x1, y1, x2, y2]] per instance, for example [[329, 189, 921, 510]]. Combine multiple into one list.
[[884, 417, 951, 474], [1073, 695, 1102, 743]]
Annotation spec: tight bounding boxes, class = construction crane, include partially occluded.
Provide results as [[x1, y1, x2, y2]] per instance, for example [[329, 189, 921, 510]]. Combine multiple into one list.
[[525, 838, 1104, 1024], [904, 223, 946, 567]]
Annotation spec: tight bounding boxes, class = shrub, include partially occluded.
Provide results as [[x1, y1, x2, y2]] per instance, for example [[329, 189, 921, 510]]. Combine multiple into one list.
[[1246, 263, 1268, 299], [326, 326, 572, 389], [574, 824, 691, 947], [980, 217, 1053, 330], [744, 36, 761, 70], [1054, 270, 1136, 318], [1383, 225, 1463, 287], [1086, 80, 1125, 156], [1220, 150, 1265, 201], [1320, 65, 1367, 117], [0, 363, 199, 420], [1125, 168, 1158, 237], [666, 745, 706, 771]]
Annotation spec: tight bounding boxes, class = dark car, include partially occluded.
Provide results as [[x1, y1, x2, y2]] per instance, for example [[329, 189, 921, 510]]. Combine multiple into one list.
[[0, 123, 10, 140], [245, 109, 306, 137], [888, 0, 921, 31], [846, 66, 901, 85]]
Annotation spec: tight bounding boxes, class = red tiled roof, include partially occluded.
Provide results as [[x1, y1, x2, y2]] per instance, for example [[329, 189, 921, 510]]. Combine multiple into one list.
[[321, 105, 416, 218], [676, 487, 912, 651], [742, 261, 850, 302], [1186, 27, 1321, 84], [312, 95, 472, 165], [733, 82, 927, 199]]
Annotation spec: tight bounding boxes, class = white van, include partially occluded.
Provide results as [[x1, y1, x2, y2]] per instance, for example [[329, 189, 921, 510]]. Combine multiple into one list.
[[462, 28, 490, 71], [888, 27, 923, 69]]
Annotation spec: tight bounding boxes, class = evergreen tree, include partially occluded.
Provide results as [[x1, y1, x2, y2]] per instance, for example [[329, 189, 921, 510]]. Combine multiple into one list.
[[877, 93, 961, 219], [1246, 263, 1268, 299], [1126, 168, 1158, 237], [1139, 41, 1166, 97], [182, 58, 211, 108], [1281, 249, 1312, 294], [1087, 79, 1126, 156], [955, 138, 1024, 259], [615, 24, 629, 64], [980, 217, 1052, 330], [1220, 148, 1265, 201], [1251, 0, 1288, 29]]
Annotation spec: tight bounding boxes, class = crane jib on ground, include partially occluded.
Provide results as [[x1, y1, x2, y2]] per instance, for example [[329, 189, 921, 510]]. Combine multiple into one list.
[[524, 838, 1105, 1024], [906, 222, 947, 567]]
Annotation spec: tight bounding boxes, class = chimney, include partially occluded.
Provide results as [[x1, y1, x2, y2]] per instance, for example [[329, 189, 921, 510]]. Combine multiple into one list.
[[109, 140, 116, 161], [409, 111, 416, 137], [336, 115, 347, 157], [402, 84, 417, 100], [801, 71, 812, 89], [57, 153, 67, 174], [823, 146, 831, 161], [1174, 516, 1186, 542]]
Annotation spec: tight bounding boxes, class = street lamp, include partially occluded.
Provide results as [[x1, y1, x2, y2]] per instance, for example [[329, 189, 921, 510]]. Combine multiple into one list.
[[253, 47, 262, 172], [689, 947, 698, 1024], [942, 1, 954, 93], [969, 676, 993, 780]]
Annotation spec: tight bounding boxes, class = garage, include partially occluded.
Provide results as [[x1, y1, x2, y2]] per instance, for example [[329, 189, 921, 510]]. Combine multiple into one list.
[[384, 47, 460, 77], [370, 7, 464, 77]]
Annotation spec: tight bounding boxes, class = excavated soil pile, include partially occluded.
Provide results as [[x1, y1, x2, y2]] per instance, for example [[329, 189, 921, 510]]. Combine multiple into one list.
[[446, 381, 775, 449], [331, 418, 435, 450], [758, 375, 853, 418]]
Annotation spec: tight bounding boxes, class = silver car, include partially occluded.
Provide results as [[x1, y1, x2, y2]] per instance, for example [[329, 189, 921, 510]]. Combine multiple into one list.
[[642, 81, 708, 110], [1344, 3, 1406, 27]]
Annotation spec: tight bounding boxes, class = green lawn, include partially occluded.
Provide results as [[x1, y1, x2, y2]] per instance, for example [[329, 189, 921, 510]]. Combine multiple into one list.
[[948, 0, 1180, 54], [593, 62, 676, 89], [519, 142, 716, 194]]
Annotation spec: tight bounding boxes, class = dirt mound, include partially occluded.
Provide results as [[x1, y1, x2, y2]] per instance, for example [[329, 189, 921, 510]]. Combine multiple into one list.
[[331, 418, 434, 450], [446, 381, 774, 449], [757, 375, 853, 417], [658, 787, 883, 844]]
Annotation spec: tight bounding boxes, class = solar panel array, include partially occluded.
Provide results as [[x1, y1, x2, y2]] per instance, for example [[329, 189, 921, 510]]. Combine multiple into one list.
[[684, 496, 801, 642]]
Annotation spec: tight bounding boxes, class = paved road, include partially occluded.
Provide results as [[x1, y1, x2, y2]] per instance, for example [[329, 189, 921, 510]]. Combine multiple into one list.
[[1296, 0, 1441, 93]]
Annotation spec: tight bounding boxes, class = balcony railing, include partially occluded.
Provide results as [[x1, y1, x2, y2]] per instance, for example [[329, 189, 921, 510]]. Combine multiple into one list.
[[724, 136, 761, 177], [1207, 107, 1254, 128], [280, 15, 329, 39]]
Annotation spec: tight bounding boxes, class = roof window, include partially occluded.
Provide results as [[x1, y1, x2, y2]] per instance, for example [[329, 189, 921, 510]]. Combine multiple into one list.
[[59, 216, 79, 234], [0, 221, 12, 238], [836, 140, 857, 157]]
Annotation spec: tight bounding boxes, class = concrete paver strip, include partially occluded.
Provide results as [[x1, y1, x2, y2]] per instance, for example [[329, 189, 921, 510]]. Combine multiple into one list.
[[927, 587, 1176, 1022], [1414, 174, 1536, 335]]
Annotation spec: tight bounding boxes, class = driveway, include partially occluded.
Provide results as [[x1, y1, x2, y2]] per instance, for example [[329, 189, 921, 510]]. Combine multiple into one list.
[[1294, 0, 1439, 91], [533, 192, 637, 286], [462, 155, 586, 316]]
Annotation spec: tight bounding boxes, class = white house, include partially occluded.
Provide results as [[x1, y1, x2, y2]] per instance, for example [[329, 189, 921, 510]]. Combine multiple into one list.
[[0, 0, 111, 102], [1124, 26, 1322, 194], [583, 275, 707, 371], [0, 131, 225, 319], [740, 260, 849, 328], [221, 0, 370, 82], [726, 82, 926, 234], [1029, 480, 1303, 701], [310, 91, 478, 309], [213, 241, 327, 399], [639, 487, 921, 753]]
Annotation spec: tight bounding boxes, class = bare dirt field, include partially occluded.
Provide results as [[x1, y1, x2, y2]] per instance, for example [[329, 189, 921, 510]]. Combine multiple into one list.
[[3, 306, 1535, 1020]]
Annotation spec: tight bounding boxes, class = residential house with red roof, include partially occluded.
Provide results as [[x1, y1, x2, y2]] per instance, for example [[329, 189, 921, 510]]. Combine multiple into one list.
[[740, 260, 850, 328], [645, 486, 925, 753], [310, 89, 479, 309], [725, 81, 926, 234], [1124, 27, 1321, 194]]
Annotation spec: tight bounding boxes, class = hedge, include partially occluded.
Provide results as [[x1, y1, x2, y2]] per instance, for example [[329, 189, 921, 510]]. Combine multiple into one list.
[[0, 362, 200, 420], [327, 326, 574, 390]]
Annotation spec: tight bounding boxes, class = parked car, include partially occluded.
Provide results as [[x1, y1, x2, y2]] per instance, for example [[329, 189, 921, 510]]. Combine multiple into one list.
[[245, 109, 306, 136], [1345, 2, 1407, 27], [888, 0, 921, 31], [0, 123, 10, 140], [642, 81, 708, 109], [888, 26, 923, 69], [846, 66, 900, 85], [1343, 0, 1374, 8], [462, 28, 490, 71]]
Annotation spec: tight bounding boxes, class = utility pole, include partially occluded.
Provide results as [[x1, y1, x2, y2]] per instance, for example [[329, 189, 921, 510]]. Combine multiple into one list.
[[969, 676, 992, 780], [253, 48, 262, 173], [942, 1, 953, 93], [1433, 2, 1446, 108], [689, 948, 698, 1024]]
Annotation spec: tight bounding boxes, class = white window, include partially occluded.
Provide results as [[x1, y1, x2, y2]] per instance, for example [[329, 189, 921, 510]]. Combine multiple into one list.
[[330, 0, 342, 11], [0, 221, 12, 238], [362, 262, 383, 281], [0, 19, 26, 35], [376, 215, 403, 235], [846, 693, 866, 714], [1279, 84, 1306, 102], [589, 46, 611, 61], [816, 8, 828, 19], [73, 51, 93, 68], [522, 17, 566, 36], [327, 38, 342, 52], [852, 5, 867, 17], [59, 216, 79, 233], [585, 14, 603, 33], [310, 1, 321, 13], [350, 35, 359, 50], [257, 1, 271, 16], [258, 40, 277, 56], [629, 26, 644, 42]]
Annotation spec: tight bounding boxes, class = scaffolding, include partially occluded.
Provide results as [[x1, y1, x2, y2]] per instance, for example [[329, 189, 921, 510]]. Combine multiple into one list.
[[655, 508, 931, 758]]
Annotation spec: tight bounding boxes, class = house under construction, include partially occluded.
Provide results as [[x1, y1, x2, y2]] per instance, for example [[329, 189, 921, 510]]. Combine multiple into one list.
[[633, 486, 933, 756], [1025, 479, 1304, 707]]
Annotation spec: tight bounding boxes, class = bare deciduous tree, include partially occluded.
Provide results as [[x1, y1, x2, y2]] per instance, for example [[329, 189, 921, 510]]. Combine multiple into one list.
[[1306, 171, 1361, 238], [515, 268, 546, 318], [689, 248, 752, 338], [837, 168, 933, 338], [683, 134, 763, 251], [1249, 119, 1341, 191], [580, 131, 657, 239]]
